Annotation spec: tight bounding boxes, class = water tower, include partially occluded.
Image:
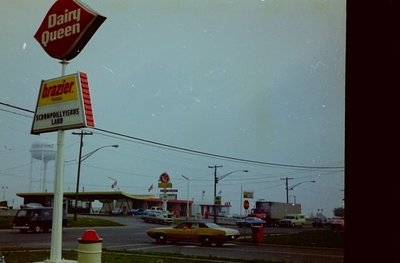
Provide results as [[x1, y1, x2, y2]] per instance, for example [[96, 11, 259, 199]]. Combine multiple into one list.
[[29, 141, 56, 192]]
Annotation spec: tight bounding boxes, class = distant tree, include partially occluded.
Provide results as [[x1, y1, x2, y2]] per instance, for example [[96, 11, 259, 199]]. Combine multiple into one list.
[[333, 207, 345, 217]]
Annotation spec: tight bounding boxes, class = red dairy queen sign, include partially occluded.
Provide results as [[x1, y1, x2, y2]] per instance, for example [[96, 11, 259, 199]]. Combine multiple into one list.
[[34, 0, 106, 61]]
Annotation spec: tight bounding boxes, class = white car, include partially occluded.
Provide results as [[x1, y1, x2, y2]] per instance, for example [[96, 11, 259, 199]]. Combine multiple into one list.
[[142, 211, 173, 225], [328, 217, 344, 231], [236, 217, 266, 227], [144, 208, 173, 218]]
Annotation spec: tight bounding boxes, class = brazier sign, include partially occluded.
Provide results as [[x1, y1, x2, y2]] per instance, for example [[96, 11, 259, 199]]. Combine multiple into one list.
[[31, 72, 94, 134]]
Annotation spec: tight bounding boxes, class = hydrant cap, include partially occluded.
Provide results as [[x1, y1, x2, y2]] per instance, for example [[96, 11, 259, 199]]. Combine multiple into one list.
[[78, 229, 103, 243]]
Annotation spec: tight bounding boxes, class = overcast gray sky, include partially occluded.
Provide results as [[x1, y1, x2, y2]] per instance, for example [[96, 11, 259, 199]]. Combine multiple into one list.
[[0, 0, 345, 217]]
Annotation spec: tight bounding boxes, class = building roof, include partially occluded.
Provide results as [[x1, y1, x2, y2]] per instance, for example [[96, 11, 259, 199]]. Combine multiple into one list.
[[16, 191, 193, 204], [16, 191, 155, 201]]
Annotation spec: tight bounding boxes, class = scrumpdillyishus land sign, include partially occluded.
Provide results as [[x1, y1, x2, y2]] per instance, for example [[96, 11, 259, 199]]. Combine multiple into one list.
[[31, 72, 94, 134]]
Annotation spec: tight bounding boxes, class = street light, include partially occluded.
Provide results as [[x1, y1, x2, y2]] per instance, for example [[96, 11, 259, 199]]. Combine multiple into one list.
[[285, 180, 315, 204], [181, 175, 190, 219], [217, 170, 249, 182], [289, 180, 316, 190], [208, 166, 248, 223], [74, 144, 119, 220]]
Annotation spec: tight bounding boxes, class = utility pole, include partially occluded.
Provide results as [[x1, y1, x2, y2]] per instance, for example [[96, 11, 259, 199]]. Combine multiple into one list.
[[72, 131, 93, 220], [208, 165, 223, 223], [280, 177, 293, 203]]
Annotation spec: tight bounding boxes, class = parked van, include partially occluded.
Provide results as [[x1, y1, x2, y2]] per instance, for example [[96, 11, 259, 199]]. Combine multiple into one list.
[[12, 207, 67, 233], [279, 213, 306, 228]]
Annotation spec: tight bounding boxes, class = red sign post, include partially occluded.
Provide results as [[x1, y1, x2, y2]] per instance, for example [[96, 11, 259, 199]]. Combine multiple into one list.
[[34, 0, 106, 61]]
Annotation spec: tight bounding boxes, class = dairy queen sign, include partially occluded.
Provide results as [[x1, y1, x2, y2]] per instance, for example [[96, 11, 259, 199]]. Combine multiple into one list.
[[34, 0, 106, 60]]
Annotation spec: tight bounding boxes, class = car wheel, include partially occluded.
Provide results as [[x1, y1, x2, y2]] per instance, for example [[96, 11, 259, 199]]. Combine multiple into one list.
[[200, 236, 212, 246], [156, 234, 167, 244], [34, 225, 42, 233]]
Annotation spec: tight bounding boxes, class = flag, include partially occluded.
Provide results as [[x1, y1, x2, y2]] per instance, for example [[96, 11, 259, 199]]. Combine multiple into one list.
[[148, 184, 153, 192], [111, 180, 117, 189]]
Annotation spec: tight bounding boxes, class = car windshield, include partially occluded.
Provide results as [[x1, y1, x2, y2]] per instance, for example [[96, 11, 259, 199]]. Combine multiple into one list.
[[204, 222, 221, 229], [175, 222, 192, 229], [16, 209, 31, 217]]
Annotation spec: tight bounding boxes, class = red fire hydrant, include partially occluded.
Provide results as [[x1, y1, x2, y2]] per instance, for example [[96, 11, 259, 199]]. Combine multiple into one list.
[[251, 225, 264, 243], [77, 229, 103, 263]]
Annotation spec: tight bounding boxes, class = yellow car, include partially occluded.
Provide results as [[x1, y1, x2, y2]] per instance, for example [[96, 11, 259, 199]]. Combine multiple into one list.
[[146, 220, 240, 246]]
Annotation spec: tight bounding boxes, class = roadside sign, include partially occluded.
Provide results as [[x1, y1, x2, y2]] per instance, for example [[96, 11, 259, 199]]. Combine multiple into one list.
[[160, 189, 178, 192], [215, 196, 221, 205], [158, 172, 172, 188], [160, 193, 177, 201], [34, 0, 106, 60], [31, 72, 94, 134], [243, 191, 254, 199]]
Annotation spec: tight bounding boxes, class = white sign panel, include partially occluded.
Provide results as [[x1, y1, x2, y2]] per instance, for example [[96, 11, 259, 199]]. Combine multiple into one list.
[[31, 72, 94, 134]]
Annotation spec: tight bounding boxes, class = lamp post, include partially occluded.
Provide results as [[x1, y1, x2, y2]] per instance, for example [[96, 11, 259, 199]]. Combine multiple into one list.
[[1, 186, 8, 201], [208, 166, 248, 223], [181, 175, 190, 219], [73, 144, 119, 220], [289, 194, 296, 204]]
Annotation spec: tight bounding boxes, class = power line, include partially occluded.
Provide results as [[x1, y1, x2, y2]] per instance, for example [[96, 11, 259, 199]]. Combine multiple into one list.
[[92, 127, 344, 170], [0, 108, 33, 118], [0, 102, 34, 114], [0, 101, 345, 170]]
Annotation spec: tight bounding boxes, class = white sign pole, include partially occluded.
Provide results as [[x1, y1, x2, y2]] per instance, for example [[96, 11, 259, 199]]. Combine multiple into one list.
[[48, 60, 68, 263], [163, 188, 167, 211]]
